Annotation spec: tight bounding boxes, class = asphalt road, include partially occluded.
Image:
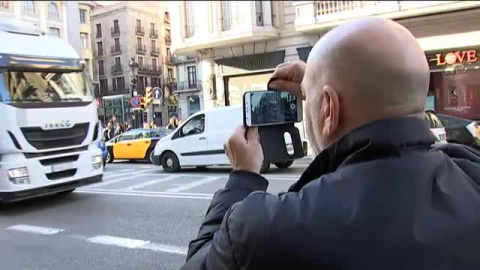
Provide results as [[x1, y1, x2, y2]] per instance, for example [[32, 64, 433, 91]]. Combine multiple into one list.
[[0, 160, 309, 270]]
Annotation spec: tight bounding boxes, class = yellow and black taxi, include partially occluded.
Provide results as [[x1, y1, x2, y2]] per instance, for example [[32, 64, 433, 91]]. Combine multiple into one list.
[[105, 128, 170, 163]]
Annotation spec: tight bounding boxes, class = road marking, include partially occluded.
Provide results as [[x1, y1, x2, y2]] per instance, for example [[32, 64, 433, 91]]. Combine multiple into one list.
[[102, 168, 157, 180], [76, 189, 213, 200], [7, 224, 64, 235], [141, 243, 188, 255], [121, 175, 179, 191], [87, 235, 149, 249], [165, 176, 222, 193]]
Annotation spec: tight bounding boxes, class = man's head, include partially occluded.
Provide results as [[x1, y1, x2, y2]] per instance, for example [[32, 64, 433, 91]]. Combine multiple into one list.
[[301, 17, 430, 153]]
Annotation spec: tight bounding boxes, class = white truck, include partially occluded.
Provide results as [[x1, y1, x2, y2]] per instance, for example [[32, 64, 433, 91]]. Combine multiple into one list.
[[0, 19, 103, 202]]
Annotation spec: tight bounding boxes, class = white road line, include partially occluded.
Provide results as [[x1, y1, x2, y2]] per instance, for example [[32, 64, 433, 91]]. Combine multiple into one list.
[[7, 224, 64, 235], [140, 243, 188, 255], [121, 175, 179, 191], [87, 235, 149, 249], [81, 188, 212, 197], [86, 235, 188, 255], [86, 175, 136, 188], [76, 189, 213, 200], [165, 176, 222, 193], [102, 169, 157, 180]]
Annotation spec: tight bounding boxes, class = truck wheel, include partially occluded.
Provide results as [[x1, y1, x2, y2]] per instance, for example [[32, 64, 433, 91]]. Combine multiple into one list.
[[274, 160, 294, 169], [162, 152, 180, 172], [260, 161, 270, 174], [106, 151, 114, 163]]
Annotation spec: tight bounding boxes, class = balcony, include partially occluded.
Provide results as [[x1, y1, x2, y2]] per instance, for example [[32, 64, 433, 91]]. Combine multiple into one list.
[[135, 26, 145, 36], [111, 27, 120, 37], [150, 29, 158, 39], [138, 65, 161, 75], [136, 44, 146, 54], [293, 1, 480, 33], [165, 35, 171, 45], [111, 45, 121, 55], [111, 65, 122, 75], [174, 80, 202, 93], [151, 47, 160, 56], [165, 56, 173, 65], [165, 77, 176, 86]]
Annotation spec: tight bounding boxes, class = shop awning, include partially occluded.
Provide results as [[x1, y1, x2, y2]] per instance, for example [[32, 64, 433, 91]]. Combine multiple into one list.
[[417, 31, 480, 52]]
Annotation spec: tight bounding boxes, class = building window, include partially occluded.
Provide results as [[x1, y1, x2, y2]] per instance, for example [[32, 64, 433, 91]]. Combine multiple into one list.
[[152, 58, 157, 69], [48, 2, 59, 19], [80, 32, 88, 49], [112, 78, 117, 92], [138, 56, 144, 67], [187, 66, 197, 87], [151, 40, 156, 50], [98, 60, 104, 76], [114, 57, 121, 68], [96, 23, 102, 38], [97, 41, 103, 56], [138, 75, 145, 93], [117, 77, 125, 92], [152, 77, 159, 87], [0, 1, 9, 9], [185, 1, 195, 38], [166, 48, 171, 58], [23, 1, 35, 14], [220, 1, 232, 31], [137, 37, 142, 48], [100, 79, 108, 94], [168, 68, 173, 79], [79, 9, 87, 24], [150, 22, 155, 32], [48, 27, 60, 37], [255, 1, 264, 26]]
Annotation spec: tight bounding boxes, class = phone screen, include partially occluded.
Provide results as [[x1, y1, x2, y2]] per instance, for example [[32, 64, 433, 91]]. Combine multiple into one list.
[[245, 91, 301, 126]]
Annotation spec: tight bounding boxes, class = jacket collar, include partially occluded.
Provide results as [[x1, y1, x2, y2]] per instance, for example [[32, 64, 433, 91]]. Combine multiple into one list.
[[288, 116, 436, 192]]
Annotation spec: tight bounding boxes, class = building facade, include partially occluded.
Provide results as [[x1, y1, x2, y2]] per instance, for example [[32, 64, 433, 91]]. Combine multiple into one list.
[[0, 1, 95, 79], [91, 1, 174, 127], [170, 1, 480, 154], [173, 55, 204, 121]]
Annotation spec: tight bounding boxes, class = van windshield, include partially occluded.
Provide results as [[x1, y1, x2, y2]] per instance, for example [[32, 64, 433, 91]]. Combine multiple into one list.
[[0, 70, 94, 103]]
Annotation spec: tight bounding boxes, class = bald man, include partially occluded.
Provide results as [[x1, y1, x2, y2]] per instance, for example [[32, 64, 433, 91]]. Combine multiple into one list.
[[182, 18, 480, 270]]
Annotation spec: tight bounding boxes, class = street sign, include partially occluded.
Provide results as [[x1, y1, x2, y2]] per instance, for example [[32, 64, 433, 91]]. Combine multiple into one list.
[[153, 87, 163, 100], [130, 96, 142, 108]]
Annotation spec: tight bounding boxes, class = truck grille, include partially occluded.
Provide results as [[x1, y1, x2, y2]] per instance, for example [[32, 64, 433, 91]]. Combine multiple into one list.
[[21, 123, 89, 150], [46, 169, 77, 180], [39, 155, 79, 166]]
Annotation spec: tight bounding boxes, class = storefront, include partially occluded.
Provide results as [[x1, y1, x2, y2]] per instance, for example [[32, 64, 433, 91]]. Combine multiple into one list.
[[214, 51, 286, 106], [426, 47, 480, 120]]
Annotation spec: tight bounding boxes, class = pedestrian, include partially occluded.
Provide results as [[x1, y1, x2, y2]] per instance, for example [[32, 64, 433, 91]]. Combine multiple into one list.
[[166, 117, 178, 130], [114, 122, 122, 137], [182, 17, 480, 269]]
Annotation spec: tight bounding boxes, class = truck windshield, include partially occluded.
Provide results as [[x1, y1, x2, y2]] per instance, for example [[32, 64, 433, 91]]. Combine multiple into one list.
[[0, 70, 94, 103]]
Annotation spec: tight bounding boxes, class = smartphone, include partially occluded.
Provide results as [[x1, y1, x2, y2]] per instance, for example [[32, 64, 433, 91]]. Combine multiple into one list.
[[243, 90, 302, 127]]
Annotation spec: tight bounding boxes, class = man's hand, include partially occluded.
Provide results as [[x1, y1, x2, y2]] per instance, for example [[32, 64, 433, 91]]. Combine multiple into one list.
[[268, 60, 306, 100], [224, 126, 264, 174]]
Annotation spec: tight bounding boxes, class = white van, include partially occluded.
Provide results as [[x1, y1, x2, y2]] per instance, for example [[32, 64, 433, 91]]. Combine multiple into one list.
[[151, 106, 305, 173]]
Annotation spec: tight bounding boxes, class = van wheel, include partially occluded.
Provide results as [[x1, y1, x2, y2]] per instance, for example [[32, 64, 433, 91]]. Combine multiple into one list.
[[106, 151, 114, 163], [260, 161, 270, 174], [274, 160, 294, 169], [162, 152, 180, 172]]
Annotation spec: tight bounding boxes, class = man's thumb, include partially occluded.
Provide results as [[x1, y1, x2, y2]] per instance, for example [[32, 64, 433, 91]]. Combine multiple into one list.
[[246, 127, 259, 143]]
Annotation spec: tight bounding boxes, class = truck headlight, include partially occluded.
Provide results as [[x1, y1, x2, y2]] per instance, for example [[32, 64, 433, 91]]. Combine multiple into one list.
[[8, 167, 30, 184], [92, 155, 102, 169]]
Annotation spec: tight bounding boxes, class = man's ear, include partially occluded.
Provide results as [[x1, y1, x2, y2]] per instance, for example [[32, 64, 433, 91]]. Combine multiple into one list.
[[322, 85, 340, 136]]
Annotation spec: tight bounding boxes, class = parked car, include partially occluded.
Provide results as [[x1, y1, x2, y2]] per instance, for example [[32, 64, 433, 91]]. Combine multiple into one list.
[[97, 140, 107, 167], [435, 114, 480, 150], [424, 110, 448, 144], [151, 106, 307, 173], [105, 129, 169, 163]]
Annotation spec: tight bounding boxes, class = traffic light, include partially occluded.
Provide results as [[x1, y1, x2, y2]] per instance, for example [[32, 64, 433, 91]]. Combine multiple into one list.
[[140, 97, 146, 110], [145, 87, 153, 105]]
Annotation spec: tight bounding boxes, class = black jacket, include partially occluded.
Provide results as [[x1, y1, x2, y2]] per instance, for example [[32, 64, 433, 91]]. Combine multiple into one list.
[[182, 117, 480, 270]]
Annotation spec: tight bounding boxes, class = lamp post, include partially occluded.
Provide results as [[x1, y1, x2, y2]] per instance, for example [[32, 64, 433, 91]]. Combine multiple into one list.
[[128, 57, 138, 98]]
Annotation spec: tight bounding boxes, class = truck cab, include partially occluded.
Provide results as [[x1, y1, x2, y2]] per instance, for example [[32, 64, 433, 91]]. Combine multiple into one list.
[[0, 19, 103, 202]]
